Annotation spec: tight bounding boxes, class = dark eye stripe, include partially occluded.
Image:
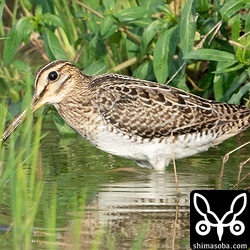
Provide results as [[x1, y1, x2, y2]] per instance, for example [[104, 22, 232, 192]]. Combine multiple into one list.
[[34, 61, 71, 89], [37, 84, 48, 99], [55, 74, 72, 94]]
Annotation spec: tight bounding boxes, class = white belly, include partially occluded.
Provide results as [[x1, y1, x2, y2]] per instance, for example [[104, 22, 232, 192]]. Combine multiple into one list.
[[93, 124, 219, 172]]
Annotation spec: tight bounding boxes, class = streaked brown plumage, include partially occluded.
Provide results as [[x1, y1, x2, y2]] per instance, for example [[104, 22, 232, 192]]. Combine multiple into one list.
[[1, 60, 250, 171]]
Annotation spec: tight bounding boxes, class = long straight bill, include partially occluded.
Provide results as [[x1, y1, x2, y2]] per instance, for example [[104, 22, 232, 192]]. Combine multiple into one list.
[[0, 97, 41, 143]]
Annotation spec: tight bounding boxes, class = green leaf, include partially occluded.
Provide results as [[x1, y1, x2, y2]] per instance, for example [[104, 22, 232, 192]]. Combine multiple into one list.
[[171, 74, 189, 91], [104, 26, 118, 39], [131, 18, 152, 29], [229, 14, 241, 42], [179, 0, 196, 56], [87, 18, 100, 34], [12, 60, 32, 74], [246, 11, 250, 32], [35, 4, 43, 16], [196, 0, 210, 13], [42, 13, 71, 43], [134, 61, 155, 81], [89, 34, 106, 58], [184, 49, 236, 61], [35, 0, 55, 13], [213, 70, 237, 102], [219, 0, 246, 22], [213, 62, 244, 74], [114, 6, 146, 23], [141, 0, 165, 12], [140, 20, 162, 55], [42, 28, 68, 60], [236, 36, 250, 65], [153, 26, 179, 84], [83, 60, 108, 75], [229, 81, 250, 104], [103, 0, 115, 10], [100, 15, 115, 37], [225, 71, 249, 101], [85, 0, 100, 10], [0, 0, 4, 23], [3, 17, 34, 66]]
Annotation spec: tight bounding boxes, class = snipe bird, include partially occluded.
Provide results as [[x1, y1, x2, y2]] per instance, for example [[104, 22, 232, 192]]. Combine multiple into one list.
[[1, 60, 250, 171]]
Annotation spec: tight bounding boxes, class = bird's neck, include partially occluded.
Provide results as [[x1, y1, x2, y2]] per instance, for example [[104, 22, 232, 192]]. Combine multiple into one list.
[[54, 92, 101, 140]]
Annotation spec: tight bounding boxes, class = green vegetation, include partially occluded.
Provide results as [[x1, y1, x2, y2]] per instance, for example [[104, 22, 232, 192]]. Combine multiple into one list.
[[0, 0, 249, 249], [1, 0, 250, 106]]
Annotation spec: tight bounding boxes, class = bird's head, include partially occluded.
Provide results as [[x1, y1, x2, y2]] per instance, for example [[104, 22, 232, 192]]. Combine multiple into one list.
[[1, 60, 85, 142], [34, 60, 84, 106]]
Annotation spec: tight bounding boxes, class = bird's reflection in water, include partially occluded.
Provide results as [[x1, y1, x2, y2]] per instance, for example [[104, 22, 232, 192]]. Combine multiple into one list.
[[60, 171, 208, 249]]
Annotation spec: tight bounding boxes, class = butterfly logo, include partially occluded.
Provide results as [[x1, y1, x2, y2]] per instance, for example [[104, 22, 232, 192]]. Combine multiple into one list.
[[193, 193, 247, 241]]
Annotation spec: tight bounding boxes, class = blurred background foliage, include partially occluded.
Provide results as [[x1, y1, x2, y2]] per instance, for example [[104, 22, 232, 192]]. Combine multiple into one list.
[[0, 1, 249, 248], [0, 0, 249, 122]]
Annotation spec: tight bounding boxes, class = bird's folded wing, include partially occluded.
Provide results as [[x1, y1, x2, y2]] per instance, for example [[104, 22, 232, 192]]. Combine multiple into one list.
[[95, 77, 223, 138]]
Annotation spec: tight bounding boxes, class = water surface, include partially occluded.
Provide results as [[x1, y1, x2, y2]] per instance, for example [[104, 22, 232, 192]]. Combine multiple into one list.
[[1, 119, 249, 249]]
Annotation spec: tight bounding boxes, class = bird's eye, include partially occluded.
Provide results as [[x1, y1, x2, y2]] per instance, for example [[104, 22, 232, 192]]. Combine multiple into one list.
[[48, 71, 58, 81]]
